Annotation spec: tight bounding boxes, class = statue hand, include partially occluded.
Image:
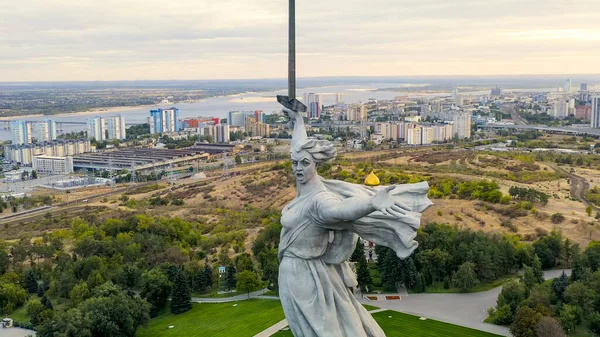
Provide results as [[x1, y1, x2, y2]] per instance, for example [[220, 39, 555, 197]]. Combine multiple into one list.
[[282, 107, 302, 121], [371, 185, 410, 217]]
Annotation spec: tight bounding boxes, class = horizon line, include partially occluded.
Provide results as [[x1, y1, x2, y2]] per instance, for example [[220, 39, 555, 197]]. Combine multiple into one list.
[[2, 73, 600, 84]]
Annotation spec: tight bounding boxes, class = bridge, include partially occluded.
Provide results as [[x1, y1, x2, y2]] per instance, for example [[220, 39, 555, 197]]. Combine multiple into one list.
[[480, 124, 600, 137]]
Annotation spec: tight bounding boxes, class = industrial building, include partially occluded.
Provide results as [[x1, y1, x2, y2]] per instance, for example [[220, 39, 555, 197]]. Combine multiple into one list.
[[33, 156, 74, 174], [72, 148, 209, 173]]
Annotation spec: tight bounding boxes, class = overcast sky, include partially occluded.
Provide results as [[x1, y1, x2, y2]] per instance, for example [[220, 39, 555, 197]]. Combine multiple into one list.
[[2, 0, 599, 81]]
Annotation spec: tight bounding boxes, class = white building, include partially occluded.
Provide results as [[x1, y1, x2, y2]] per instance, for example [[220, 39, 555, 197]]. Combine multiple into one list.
[[33, 156, 74, 174], [32, 120, 57, 143], [347, 104, 366, 121], [4, 139, 93, 165], [10, 121, 32, 145], [217, 124, 230, 143], [453, 112, 472, 139], [87, 116, 106, 140], [105, 115, 126, 140], [335, 93, 343, 105], [592, 96, 600, 128]]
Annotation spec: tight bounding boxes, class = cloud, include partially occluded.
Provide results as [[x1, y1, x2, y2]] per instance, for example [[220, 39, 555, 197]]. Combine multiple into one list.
[[0, 0, 599, 80]]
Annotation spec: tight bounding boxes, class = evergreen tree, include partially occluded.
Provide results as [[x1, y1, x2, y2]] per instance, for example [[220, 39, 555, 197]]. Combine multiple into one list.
[[41, 296, 53, 310], [350, 240, 365, 263], [170, 269, 191, 314], [400, 257, 418, 289], [551, 271, 569, 304], [225, 264, 237, 291], [414, 272, 425, 293], [356, 254, 372, 292], [203, 264, 213, 290], [26, 269, 37, 294], [37, 283, 45, 298]]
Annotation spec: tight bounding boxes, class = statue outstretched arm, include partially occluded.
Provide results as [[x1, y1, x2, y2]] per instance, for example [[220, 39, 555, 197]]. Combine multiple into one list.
[[314, 186, 410, 226]]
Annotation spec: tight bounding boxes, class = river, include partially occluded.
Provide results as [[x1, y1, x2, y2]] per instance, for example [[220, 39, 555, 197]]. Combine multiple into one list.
[[0, 83, 553, 142]]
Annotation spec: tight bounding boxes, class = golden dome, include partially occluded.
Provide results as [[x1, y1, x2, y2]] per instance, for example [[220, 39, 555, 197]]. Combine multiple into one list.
[[364, 171, 380, 186]]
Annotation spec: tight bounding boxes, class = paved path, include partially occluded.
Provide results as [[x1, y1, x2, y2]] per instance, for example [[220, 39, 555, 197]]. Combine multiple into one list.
[[192, 289, 272, 303], [362, 269, 571, 337], [253, 319, 288, 337]]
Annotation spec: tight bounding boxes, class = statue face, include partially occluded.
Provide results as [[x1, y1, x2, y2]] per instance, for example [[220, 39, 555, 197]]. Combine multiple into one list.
[[291, 150, 317, 184]]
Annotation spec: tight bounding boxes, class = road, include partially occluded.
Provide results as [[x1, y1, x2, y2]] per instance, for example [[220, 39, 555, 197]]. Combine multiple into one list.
[[191, 289, 278, 303], [362, 269, 571, 337], [0, 327, 36, 337], [551, 164, 600, 213], [0, 174, 70, 194]]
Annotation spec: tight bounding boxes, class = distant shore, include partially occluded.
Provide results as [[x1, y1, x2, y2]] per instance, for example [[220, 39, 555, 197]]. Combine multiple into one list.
[[0, 104, 160, 121]]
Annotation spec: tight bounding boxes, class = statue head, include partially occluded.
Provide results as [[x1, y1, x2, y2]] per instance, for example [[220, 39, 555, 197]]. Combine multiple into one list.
[[291, 138, 336, 184]]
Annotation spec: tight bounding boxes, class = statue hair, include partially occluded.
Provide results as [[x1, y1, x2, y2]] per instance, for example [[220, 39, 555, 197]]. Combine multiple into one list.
[[292, 138, 337, 164]]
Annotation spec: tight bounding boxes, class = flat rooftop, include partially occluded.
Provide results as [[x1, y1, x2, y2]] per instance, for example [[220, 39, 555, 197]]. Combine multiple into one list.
[[73, 148, 209, 170]]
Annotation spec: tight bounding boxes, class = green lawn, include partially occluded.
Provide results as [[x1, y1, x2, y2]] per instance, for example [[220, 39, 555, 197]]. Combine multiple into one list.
[[10, 305, 29, 323], [271, 310, 502, 337], [138, 299, 285, 337], [362, 304, 380, 311]]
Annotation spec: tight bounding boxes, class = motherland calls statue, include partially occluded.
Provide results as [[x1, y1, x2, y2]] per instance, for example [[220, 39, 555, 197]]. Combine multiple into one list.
[[276, 101, 433, 337]]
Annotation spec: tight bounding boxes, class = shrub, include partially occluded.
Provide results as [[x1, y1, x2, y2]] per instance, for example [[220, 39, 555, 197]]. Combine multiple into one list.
[[493, 304, 514, 325], [551, 213, 565, 224]]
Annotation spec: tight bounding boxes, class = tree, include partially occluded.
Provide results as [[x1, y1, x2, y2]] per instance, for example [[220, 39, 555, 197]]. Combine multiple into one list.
[[69, 282, 90, 308], [498, 281, 528, 314], [77, 285, 151, 337], [31, 170, 38, 179], [41, 295, 53, 310], [170, 269, 191, 314], [587, 206, 593, 217], [493, 305, 514, 325], [236, 270, 261, 298], [26, 298, 45, 325], [235, 155, 242, 165], [350, 240, 364, 262], [589, 311, 600, 337], [140, 268, 171, 316], [356, 255, 373, 292], [559, 304, 582, 332], [225, 264, 237, 291], [531, 256, 544, 283], [26, 269, 38, 294], [36, 308, 92, 337], [535, 317, 566, 337], [564, 282, 596, 315], [510, 307, 543, 337], [452, 262, 479, 291], [551, 271, 569, 304], [37, 283, 45, 298]]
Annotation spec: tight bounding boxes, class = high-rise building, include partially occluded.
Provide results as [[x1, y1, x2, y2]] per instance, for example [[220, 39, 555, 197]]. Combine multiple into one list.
[[564, 79, 572, 93], [453, 112, 472, 139], [86, 116, 106, 140], [149, 108, 180, 134], [217, 124, 230, 143], [335, 93, 343, 105], [106, 115, 126, 140], [347, 104, 366, 121], [10, 121, 31, 145], [491, 86, 502, 96], [31, 120, 57, 143], [581, 83, 589, 91], [228, 111, 245, 127], [255, 110, 266, 123], [303, 93, 320, 119], [591, 96, 600, 128]]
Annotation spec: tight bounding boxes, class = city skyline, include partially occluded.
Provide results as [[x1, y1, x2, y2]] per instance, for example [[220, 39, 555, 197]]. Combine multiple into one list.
[[1, 0, 599, 81]]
